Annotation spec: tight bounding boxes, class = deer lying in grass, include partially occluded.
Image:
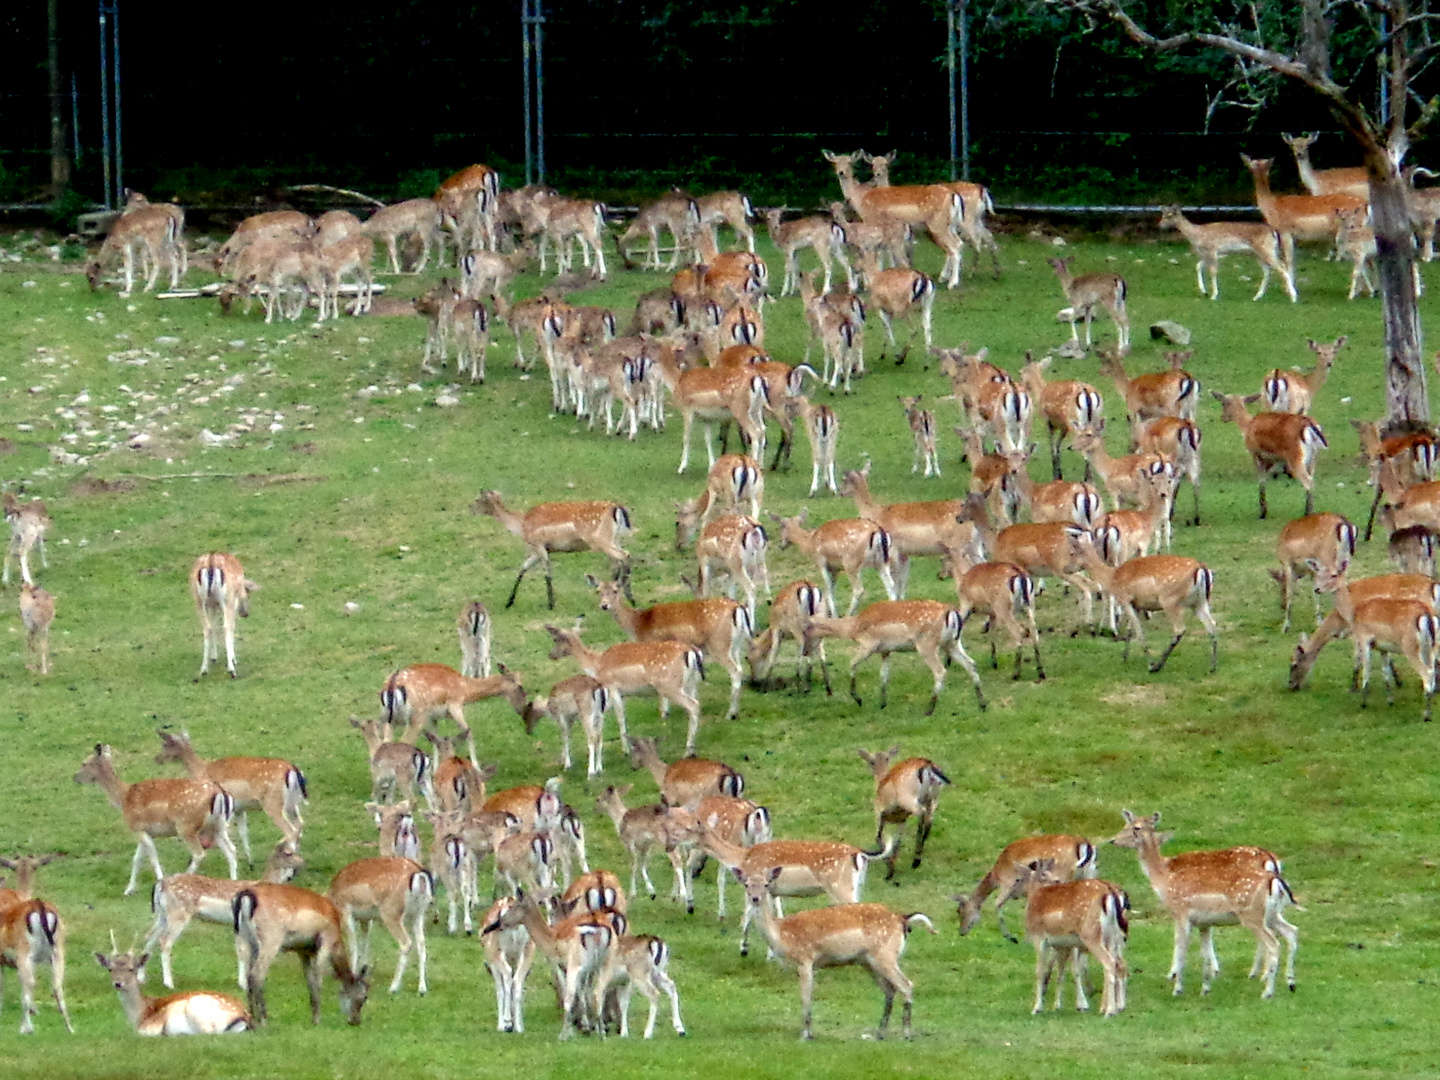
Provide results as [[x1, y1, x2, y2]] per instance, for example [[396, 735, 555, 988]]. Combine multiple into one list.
[[96, 949, 253, 1035]]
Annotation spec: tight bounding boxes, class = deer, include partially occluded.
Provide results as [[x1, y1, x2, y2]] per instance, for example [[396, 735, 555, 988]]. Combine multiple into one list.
[[1075, 536, 1218, 673], [805, 599, 987, 715], [560, 869, 629, 919], [694, 190, 756, 253], [1092, 464, 1174, 565], [600, 925, 687, 1039], [869, 268, 936, 364], [433, 163, 500, 255], [677, 511, 771, 618], [86, 205, 183, 294], [316, 229, 375, 318], [152, 730, 306, 864], [1281, 132, 1371, 200], [74, 743, 237, 895], [1004, 466, 1103, 529], [627, 735, 743, 811], [1355, 421, 1440, 539], [748, 580, 828, 690], [537, 196, 609, 279], [190, 552, 259, 679], [231, 884, 371, 1025], [1110, 810, 1300, 999], [899, 395, 941, 478], [1063, 429, 1171, 516], [676, 453, 765, 528], [591, 577, 752, 721], [327, 854, 434, 996], [618, 192, 699, 270], [423, 734, 496, 814], [2, 492, 50, 586], [856, 747, 949, 878], [1048, 257, 1129, 350], [493, 830, 556, 897], [214, 210, 315, 276], [660, 361, 771, 475], [94, 947, 253, 1036], [772, 510, 898, 619], [1389, 524, 1437, 576], [1270, 512, 1357, 632], [996, 860, 1130, 1017], [143, 839, 304, 991], [1242, 154, 1366, 284], [348, 716, 433, 808], [951, 435, 1018, 523], [689, 797, 771, 920], [472, 490, 633, 610], [363, 199, 446, 275], [824, 149, 965, 288], [738, 865, 934, 1040], [1158, 205, 1294, 301], [1211, 391, 1329, 518], [839, 465, 983, 596], [546, 624, 706, 757], [18, 583, 53, 675], [863, 149, 1002, 275], [937, 541, 1044, 682], [479, 894, 538, 1032], [1016, 354, 1103, 481], [1136, 416, 1203, 526], [595, 786, 700, 911], [764, 208, 854, 295], [971, 503, 1098, 630], [521, 675, 611, 777], [954, 834, 1098, 940], [827, 201, 910, 279], [1287, 569, 1440, 689], [783, 397, 840, 497], [453, 599, 492, 678], [379, 663, 527, 770], [1097, 348, 1200, 443], [123, 189, 187, 273], [0, 855, 72, 1034], [936, 344, 1009, 433], [1334, 206, 1391, 299]]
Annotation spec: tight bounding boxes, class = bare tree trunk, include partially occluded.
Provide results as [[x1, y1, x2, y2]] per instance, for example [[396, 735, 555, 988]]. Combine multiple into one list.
[[47, 0, 70, 196], [1368, 155, 1429, 432]]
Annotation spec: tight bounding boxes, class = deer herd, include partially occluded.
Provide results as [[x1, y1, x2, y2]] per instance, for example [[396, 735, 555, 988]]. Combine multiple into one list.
[[17, 133, 1440, 1043]]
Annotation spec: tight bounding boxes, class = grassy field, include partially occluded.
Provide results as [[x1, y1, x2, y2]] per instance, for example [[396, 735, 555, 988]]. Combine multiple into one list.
[[1, 220, 1438, 1080]]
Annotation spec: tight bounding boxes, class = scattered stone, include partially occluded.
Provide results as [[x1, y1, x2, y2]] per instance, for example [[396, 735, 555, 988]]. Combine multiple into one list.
[[1150, 320, 1192, 345]]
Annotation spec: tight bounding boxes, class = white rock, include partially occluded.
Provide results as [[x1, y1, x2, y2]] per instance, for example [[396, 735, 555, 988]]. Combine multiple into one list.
[[200, 429, 231, 446], [291, 603, 305, 610], [343, 602, 361, 614], [435, 393, 461, 407]]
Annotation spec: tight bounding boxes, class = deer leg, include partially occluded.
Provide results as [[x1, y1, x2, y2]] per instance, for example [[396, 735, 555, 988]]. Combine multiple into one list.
[[797, 961, 816, 1040], [913, 810, 932, 870], [505, 553, 541, 608], [1169, 919, 1192, 994]]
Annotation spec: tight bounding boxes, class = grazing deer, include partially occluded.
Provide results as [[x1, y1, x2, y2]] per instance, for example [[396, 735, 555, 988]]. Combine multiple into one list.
[[899, 396, 941, 478], [805, 599, 987, 715], [773, 510, 898, 619], [839, 466, 981, 596], [997, 860, 1130, 1017], [18, 583, 53, 675], [434, 163, 500, 255], [677, 511, 771, 618], [619, 192, 699, 270], [2, 493, 50, 587], [364, 199, 445, 274], [231, 884, 370, 1025], [380, 663, 527, 770], [479, 895, 538, 1032], [856, 748, 949, 877], [595, 786, 699, 910], [1136, 417, 1203, 526], [153, 730, 306, 864], [1270, 513, 1357, 632], [74, 744, 237, 895], [316, 230, 375, 317], [1211, 392, 1328, 518], [86, 205, 183, 294], [828, 201, 909, 278], [1389, 524, 1437, 576], [190, 553, 259, 679], [628, 735, 743, 810], [748, 579, 828, 689], [1263, 337, 1345, 417], [1097, 349, 1200, 441], [765, 208, 853, 295], [482, 779, 564, 833], [366, 800, 421, 861], [938, 542, 1043, 681], [0, 855, 72, 1034], [214, 210, 315, 275], [1076, 538, 1218, 673], [1288, 569, 1440, 689], [954, 834, 1098, 940], [473, 491, 633, 610], [1111, 810, 1300, 998], [456, 599, 492, 678], [1242, 154, 1365, 285], [739, 866, 933, 1040], [1158, 205, 1294, 301], [522, 675, 611, 777], [690, 798, 771, 919], [328, 856, 434, 995], [971, 505, 1097, 629], [349, 716, 433, 808], [1281, 132, 1370, 200], [546, 624, 706, 757], [96, 949, 253, 1035], [1048, 257, 1129, 350], [144, 839, 304, 991], [869, 269, 935, 364]]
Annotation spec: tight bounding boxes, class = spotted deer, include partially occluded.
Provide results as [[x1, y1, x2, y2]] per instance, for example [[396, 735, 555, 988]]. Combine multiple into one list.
[[1158, 205, 1294, 302], [1262, 337, 1346, 415], [899, 396, 941, 477], [1048, 257, 1129, 349], [1270, 513, 1357, 632], [473, 491, 633, 610], [349, 716, 433, 808], [773, 510, 897, 619], [747, 580, 828, 689], [954, 835, 1098, 940], [379, 663, 527, 770], [18, 583, 53, 675], [2, 493, 50, 587], [856, 747, 950, 877], [0, 854, 72, 1034], [937, 542, 1043, 682], [1211, 392, 1328, 518], [521, 675, 611, 777], [595, 786, 700, 911], [677, 512, 771, 619], [627, 735, 743, 811], [190, 553, 259, 679], [1019, 354, 1104, 480]]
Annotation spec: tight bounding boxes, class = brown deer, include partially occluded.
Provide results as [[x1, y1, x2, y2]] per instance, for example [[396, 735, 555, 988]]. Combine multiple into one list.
[[954, 835, 1098, 940], [472, 491, 633, 609], [856, 747, 950, 877], [1211, 392, 1328, 518]]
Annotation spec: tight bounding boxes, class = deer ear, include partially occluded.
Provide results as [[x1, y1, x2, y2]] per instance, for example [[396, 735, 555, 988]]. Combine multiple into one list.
[[1120, 809, 1136, 824], [767, 865, 783, 884]]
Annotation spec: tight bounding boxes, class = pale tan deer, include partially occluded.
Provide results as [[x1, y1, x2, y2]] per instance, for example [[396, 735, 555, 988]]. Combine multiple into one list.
[[1110, 810, 1299, 998], [747, 579, 828, 689], [602, 927, 687, 1039], [678, 512, 771, 618], [1048, 257, 1129, 349], [619, 192, 699, 270], [1356, 422, 1440, 539], [839, 466, 982, 596], [95, 949, 253, 1035], [898, 395, 941, 478], [86, 205, 182, 294], [1281, 132, 1370, 200], [662, 362, 771, 475], [738, 866, 934, 1040], [18, 583, 53, 675], [1097, 349, 1200, 440], [456, 599, 492, 678], [546, 624, 706, 757], [424, 734, 496, 814], [1211, 392, 1328, 518], [144, 839, 304, 990], [74, 744, 237, 895], [1242, 154, 1365, 283], [786, 398, 840, 496], [765, 208, 854, 295], [1158, 205, 1294, 301], [954, 834, 1098, 940], [937, 542, 1043, 682], [231, 884, 370, 1025], [805, 599, 987, 715], [1270, 512, 1357, 632], [696, 190, 757, 253], [628, 735, 743, 811], [595, 786, 699, 910], [1262, 337, 1346, 416], [1018, 355, 1104, 480], [521, 675, 610, 777], [0, 855, 72, 1034], [380, 663, 527, 769], [869, 269, 936, 364], [864, 150, 1001, 275], [349, 716, 433, 808], [1288, 570, 1440, 689], [856, 747, 950, 877], [2, 493, 50, 587], [690, 797, 771, 920], [190, 552, 259, 679], [1389, 524, 1437, 576], [327, 856, 434, 995], [479, 895, 538, 1032], [773, 510, 897, 618], [473, 491, 633, 610], [364, 199, 445, 274], [996, 860, 1130, 1017]]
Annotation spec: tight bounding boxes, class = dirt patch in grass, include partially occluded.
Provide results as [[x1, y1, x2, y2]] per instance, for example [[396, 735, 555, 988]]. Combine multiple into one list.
[[237, 472, 326, 488], [1099, 683, 1168, 707], [70, 476, 138, 496], [0, 438, 14, 454]]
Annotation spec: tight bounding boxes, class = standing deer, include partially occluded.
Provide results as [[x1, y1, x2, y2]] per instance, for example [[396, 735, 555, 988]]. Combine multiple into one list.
[[954, 835, 1098, 940], [190, 553, 259, 679], [1048, 257, 1129, 350], [3, 493, 50, 586], [1211, 392, 1328, 518], [379, 663, 527, 770], [0, 854, 72, 1034], [18, 583, 53, 675], [472, 491, 633, 609], [856, 747, 950, 877]]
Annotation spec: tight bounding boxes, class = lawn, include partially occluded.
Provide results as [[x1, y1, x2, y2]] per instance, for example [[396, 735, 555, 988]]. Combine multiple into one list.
[[0, 219, 1436, 1080]]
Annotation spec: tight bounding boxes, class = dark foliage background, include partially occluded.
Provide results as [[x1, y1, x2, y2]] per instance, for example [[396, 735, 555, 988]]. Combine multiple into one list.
[[1, 0, 1434, 206]]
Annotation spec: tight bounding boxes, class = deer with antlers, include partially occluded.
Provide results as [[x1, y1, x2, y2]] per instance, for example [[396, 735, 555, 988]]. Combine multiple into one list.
[[1212, 392, 1328, 518], [0, 854, 72, 1034], [473, 491, 633, 610], [1111, 810, 1299, 999], [954, 835, 1098, 940], [96, 948, 253, 1035]]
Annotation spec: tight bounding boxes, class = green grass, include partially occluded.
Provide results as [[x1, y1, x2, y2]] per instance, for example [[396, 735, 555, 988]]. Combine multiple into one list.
[[1, 226, 1438, 1080]]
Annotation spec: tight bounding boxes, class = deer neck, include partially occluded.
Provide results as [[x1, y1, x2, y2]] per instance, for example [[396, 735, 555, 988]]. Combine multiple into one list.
[[1308, 356, 1334, 394], [114, 981, 148, 1030], [1291, 147, 1321, 193], [1079, 545, 1116, 590], [598, 798, 629, 834], [91, 762, 130, 810], [1331, 578, 1355, 624], [701, 829, 747, 870], [170, 742, 208, 779], [749, 893, 790, 957], [485, 499, 527, 539], [1131, 830, 1172, 893], [636, 753, 668, 789], [845, 476, 879, 519]]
